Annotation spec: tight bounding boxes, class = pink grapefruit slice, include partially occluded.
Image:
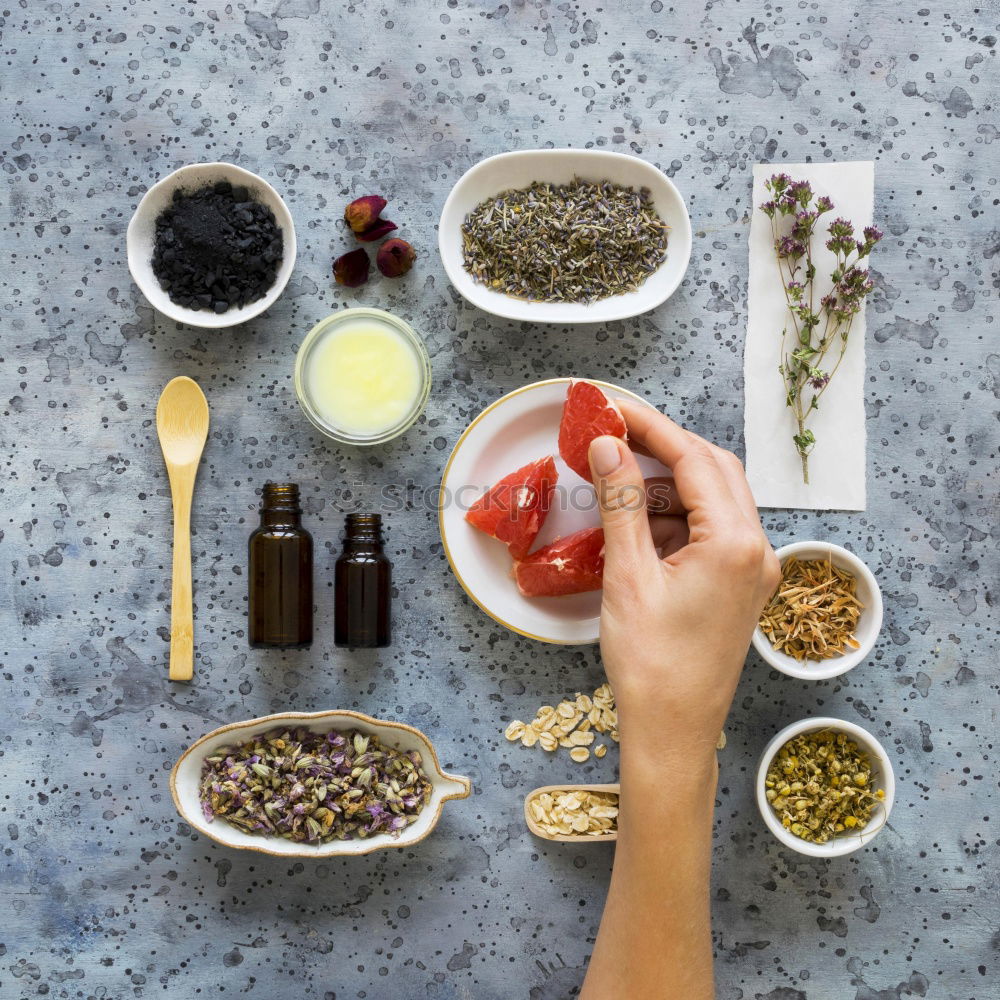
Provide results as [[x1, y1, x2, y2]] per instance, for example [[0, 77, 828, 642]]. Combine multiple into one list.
[[465, 456, 558, 559], [558, 380, 628, 482], [514, 526, 605, 598]]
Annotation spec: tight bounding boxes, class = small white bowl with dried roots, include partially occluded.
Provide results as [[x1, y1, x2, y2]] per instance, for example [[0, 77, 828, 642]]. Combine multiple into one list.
[[752, 540, 883, 681], [756, 717, 895, 858], [170, 710, 470, 858]]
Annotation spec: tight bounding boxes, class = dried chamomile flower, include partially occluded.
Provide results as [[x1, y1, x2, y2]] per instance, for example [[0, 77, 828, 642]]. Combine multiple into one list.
[[764, 729, 885, 844]]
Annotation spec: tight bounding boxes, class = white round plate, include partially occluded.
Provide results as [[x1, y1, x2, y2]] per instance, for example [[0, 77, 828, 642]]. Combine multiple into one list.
[[439, 378, 667, 644]]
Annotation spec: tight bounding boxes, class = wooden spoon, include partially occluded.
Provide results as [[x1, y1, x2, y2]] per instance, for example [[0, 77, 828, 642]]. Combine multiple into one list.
[[156, 376, 210, 682], [524, 783, 620, 843]]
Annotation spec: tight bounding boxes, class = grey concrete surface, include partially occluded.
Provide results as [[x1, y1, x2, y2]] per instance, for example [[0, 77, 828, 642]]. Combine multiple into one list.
[[1, 2, 997, 998]]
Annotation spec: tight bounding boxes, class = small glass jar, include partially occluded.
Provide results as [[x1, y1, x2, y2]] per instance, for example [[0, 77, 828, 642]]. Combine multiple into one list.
[[294, 307, 432, 446]]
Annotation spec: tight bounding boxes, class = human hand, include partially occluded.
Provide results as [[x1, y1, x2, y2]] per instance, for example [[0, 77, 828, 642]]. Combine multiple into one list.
[[589, 400, 780, 766], [580, 402, 771, 1000]]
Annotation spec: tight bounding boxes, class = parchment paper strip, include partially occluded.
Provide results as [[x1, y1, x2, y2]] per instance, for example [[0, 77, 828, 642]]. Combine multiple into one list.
[[744, 161, 873, 511]]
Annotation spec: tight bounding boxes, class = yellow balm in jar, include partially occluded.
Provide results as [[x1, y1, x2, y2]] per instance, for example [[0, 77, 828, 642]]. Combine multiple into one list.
[[295, 308, 431, 445]]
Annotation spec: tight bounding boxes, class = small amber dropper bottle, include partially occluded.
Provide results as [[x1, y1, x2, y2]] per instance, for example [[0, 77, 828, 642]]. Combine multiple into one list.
[[334, 513, 391, 648], [248, 483, 313, 648]]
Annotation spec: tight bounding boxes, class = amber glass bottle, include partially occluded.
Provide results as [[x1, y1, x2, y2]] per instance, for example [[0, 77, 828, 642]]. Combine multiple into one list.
[[248, 483, 313, 648], [334, 513, 391, 648]]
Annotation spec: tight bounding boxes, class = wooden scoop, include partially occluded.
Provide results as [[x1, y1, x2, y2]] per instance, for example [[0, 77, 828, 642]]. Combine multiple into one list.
[[156, 377, 210, 682], [524, 783, 620, 843]]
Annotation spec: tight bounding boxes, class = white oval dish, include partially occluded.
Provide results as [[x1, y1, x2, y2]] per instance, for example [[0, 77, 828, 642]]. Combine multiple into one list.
[[170, 710, 470, 857], [756, 717, 895, 858], [752, 541, 883, 680], [438, 149, 692, 324], [127, 162, 296, 329], [439, 378, 666, 644]]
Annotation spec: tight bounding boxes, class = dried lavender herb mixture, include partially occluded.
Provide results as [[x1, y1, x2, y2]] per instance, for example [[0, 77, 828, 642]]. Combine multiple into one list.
[[199, 727, 432, 843], [461, 178, 669, 303]]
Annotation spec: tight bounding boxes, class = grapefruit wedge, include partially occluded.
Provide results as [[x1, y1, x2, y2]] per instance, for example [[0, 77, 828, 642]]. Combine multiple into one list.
[[514, 526, 605, 598], [558, 380, 628, 482], [465, 456, 558, 559]]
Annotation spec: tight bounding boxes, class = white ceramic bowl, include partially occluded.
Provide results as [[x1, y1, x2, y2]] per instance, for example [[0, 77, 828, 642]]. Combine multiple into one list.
[[170, 710, 471, 857], [438, 149, 692, 324], [756, 717, 895, 857], [439, 378, 667, 644], [127, 162, 296, 328], [752, 541, 883, 680]]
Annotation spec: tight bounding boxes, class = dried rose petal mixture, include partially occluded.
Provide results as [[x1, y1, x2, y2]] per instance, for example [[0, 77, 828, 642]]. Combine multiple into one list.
[[199, 727, 432, 844]]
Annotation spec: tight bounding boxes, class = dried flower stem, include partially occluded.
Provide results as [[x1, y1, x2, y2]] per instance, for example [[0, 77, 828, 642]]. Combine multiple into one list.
[[760, 175, 883, 484]]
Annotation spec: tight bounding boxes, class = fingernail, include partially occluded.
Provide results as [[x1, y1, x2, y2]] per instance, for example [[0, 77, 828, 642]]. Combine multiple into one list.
[[590, 436, 622, 476]]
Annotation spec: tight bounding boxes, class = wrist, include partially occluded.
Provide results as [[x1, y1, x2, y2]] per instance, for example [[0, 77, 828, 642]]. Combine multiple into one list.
[[615, 702, 726, 774], [619, 736, 719, 806]]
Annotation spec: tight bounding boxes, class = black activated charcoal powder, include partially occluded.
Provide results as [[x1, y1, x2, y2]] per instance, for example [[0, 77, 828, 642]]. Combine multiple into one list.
[[152, 181, 283, 314]]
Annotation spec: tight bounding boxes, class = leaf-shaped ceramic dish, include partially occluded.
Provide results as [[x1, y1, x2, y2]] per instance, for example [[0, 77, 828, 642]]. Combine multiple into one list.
[[524, 783, 620, 843], [170, 710, 471, 857]]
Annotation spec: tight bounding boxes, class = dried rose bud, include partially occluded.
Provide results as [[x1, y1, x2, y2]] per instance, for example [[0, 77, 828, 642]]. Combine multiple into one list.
[[333, 248, 370, 288], [344, 196, 398, 242], [376, 238, 416, 278], [344, 196, 387, 234], [354, 218, 398, 243]]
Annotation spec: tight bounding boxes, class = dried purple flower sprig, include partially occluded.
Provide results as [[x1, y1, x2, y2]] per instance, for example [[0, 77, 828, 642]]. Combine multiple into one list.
[[761, 174, 882, 483], [199, 727, 432, 844]]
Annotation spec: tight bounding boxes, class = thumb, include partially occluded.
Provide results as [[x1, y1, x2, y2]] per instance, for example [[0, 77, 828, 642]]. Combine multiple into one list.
[[589, 436, 658, 575]]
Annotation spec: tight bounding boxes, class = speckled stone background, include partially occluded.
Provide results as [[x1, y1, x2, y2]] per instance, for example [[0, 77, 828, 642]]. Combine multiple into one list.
[[1, 1, 997, 998]]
